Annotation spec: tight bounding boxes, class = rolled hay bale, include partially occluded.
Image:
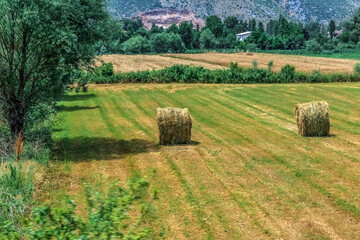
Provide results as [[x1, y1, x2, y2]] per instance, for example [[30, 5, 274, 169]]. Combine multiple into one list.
[[295, 101, 330, 137], [157, 107, 192, 145]]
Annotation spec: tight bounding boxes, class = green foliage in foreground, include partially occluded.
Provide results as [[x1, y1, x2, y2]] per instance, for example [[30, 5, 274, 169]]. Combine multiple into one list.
[[0, 163, 152, 240], [88, 63, 359, 85], [28, 179, 152, 240], [0, 165, 34, 238]]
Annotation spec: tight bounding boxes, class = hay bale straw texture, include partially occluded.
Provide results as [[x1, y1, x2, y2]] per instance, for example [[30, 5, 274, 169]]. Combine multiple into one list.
[[295, 101, 330, 137], [157, 108, 192, 145]]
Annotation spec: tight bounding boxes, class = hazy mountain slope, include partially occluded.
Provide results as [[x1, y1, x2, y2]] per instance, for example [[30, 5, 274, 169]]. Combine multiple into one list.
[[108, 0, 360, 23]]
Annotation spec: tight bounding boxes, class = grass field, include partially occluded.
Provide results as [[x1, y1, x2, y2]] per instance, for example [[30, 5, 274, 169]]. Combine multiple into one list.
[[49, 83, 360, 239], [100, 53, 358, 74]]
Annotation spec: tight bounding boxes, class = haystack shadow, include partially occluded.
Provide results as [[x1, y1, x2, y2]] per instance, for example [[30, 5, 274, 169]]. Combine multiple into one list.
[[61, 94, 96, 102], [160, 140, 200, 146], [304, 134, 336, 138], [57, 105, 100, 112], [53, 137, 159, 162]]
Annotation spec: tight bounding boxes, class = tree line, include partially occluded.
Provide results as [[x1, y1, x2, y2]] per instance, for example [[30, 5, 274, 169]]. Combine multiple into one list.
[[96, 8, 360, 55]]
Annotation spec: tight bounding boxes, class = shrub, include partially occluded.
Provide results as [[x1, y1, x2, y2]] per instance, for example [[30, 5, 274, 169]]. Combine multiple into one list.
[[356, 42, 360, 50], [354, 62, 360, 76], [267, 60, 274, 72], [279, 64, 296, 82], [93, 62, 114, 77], [306, 39, 323, 53], [0, 164, 34, 235], [89, 63, 359, 85], [28, 178, 152, 239]]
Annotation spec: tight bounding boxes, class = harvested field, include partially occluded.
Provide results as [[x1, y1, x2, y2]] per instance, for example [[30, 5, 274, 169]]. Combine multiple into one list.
[[99, 54, 224, 73], [100, 53, 358, 74], [50, 83, 360, 240]]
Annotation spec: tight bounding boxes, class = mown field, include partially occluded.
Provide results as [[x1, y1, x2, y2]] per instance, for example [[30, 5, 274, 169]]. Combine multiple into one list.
[[100, 52, 358, 74], [49, 83, 360, 240]]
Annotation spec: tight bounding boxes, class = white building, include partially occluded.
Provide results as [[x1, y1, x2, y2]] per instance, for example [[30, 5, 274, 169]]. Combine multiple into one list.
[[236, 31, 252, 41]]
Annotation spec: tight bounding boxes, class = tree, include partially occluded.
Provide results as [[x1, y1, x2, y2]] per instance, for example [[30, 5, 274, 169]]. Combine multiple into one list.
[[250, 19, 257, 31], [339, 12, 360, 44], [135, 27, 149, 38], [218, 26, 236, 49], [149, 23, 163, 34], [328, 20, 336, 38], [178, 22, 193, 49], [266, 20, 279, 36], [150, 33, 168, 53], [166, 23, 179, 34], [122, 18, 144, 32], [258, 22, 265, 33], [0, 0, 108, 139], [224, 16, 239, 31], [205, 15, 223, 38], [192, 25, 201, 49], [121, 36, 150, 54], [167, 33, 186, 53], [200, 29, 218, 49]]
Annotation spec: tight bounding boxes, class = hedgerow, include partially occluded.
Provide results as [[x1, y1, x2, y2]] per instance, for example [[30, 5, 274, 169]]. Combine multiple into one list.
[[87, 62, 358, 85]]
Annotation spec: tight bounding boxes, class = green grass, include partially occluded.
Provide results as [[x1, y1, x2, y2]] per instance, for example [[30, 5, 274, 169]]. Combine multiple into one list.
[[50, 83, 360, 239]]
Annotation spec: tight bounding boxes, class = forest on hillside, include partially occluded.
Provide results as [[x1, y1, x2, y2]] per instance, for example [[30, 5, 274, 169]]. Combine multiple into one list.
[[96, 8, 360, 55]]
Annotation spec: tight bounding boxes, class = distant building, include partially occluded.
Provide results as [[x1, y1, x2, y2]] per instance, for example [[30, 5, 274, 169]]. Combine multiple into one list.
[[333, 30, 343, 38], [236, 31, 252, 41]]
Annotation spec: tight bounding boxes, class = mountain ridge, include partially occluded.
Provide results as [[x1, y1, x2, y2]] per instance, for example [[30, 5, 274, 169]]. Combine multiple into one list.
[[108, 0, 360, 23]]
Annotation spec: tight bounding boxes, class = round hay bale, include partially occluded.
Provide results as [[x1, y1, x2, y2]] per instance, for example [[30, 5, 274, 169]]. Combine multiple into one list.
[[157, 107, 192, 145], [295, 101, 330, 137]]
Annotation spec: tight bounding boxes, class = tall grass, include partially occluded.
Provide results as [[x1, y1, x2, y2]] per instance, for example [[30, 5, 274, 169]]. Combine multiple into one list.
[[0, 164, 34, 236]]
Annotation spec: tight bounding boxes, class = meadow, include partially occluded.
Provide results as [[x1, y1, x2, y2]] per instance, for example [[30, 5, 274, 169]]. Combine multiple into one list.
[[101, 52, 358, 74], [49, 83, 360, 239]]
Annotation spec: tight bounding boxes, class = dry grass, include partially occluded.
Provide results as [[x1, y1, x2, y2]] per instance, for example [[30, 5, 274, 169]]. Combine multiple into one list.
[[295, 101, 330, 137], [99, 54, 224, 73], [100, 53, 358, 74], [165, 53, 358, 74]]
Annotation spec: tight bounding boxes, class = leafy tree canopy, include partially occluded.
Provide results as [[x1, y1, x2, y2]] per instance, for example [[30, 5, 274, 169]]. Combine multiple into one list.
[[0, 0, 109, 138]]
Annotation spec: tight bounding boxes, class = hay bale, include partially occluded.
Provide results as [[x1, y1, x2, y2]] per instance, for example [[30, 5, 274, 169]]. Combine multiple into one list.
[[157, 107, 192, 145], [295, 101, 330, 137]]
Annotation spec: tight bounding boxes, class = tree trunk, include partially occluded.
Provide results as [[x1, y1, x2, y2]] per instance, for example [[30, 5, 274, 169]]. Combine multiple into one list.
[[7, 101, 25, 140]]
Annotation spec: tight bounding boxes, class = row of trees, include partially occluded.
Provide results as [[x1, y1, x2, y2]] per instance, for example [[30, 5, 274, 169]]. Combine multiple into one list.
[[96, 8, 360, 55]]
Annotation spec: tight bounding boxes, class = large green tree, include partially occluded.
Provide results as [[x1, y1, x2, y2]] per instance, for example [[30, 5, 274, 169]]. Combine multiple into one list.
[[178, 21, 193, 49], [200, 29, 218, 49], [0, 0, 108, 138], [205, 15, 223, 38]]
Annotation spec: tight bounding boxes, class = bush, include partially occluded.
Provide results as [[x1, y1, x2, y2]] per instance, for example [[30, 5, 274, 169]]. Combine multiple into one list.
[[356, 42, 360, 50], [0, 164, 34, 236], [354, 62, 360, 76], [279, 64, 296, 82], [121, 36, 150, 54], [89, 63, 357, 85], [28, 178, 152, 239], [93, 62, 114, 77], [306, 39, 323, 53]]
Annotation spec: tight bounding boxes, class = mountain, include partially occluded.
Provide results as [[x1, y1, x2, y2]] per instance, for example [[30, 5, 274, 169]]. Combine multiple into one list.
[[138, 9, 205, 30], [108, 0, 360, 23]]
